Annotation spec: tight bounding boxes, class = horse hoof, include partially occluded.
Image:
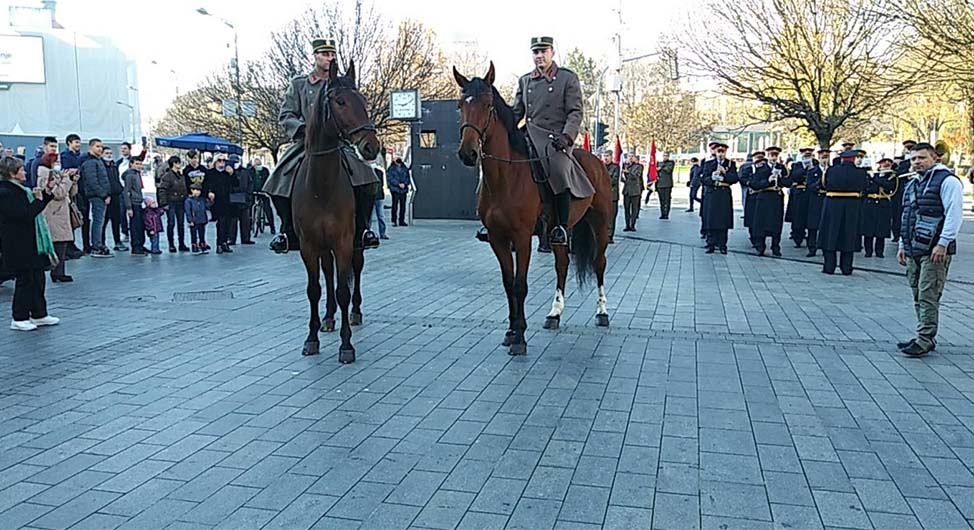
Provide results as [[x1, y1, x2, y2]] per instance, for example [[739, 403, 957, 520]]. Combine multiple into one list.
[[339, 347, 356, 364], [543, 316, 560, 330], [350, 313, 363, 326], [596, 314, 610, 327], [302, 341, 319, 356], [321, 318, 336, 332], [502, 330, 515, 347], [508, 342, 528, 356]]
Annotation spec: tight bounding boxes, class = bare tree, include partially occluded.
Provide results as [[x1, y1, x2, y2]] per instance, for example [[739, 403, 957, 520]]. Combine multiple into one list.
[[683, 0, 916, 149]]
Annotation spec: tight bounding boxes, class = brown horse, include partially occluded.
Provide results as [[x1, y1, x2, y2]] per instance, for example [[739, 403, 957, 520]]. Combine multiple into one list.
[[454, 63, 612, 356], [293, 59, 380, 363]]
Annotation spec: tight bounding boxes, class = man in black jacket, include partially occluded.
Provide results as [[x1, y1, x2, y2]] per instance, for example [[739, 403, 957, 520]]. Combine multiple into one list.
[[203, 156, 235, 253], [226, 155, 254, 246], [80, 139, 113, 257], [686, 157, 701, 212], [819, 149, 868, 275], [100, 146, 127, 252]]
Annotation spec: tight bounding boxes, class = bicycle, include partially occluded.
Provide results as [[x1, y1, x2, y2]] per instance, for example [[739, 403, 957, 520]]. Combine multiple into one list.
[[252, 192, 271, 238]]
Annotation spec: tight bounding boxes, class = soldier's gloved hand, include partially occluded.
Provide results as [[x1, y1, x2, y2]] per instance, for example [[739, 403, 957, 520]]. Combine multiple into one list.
[[552, 134, 573, 151]]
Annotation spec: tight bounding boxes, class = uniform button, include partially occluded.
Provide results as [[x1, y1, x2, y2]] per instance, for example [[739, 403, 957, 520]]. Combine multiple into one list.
[[527, 118, 532, 122]]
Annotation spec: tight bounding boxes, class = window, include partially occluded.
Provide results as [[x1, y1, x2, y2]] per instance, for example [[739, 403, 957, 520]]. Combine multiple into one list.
[[419, 131, 437, 149]]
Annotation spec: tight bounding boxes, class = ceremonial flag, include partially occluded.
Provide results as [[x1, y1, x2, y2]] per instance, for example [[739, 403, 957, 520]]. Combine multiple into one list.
[[648, 138, 658, 183], [613, 136, 622, 165], [583, 131, 591, 152]]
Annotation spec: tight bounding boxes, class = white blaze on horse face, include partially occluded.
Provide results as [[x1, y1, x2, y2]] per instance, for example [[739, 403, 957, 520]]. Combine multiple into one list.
[[596, 285, 608, 316], [548, 289, 565, 318]]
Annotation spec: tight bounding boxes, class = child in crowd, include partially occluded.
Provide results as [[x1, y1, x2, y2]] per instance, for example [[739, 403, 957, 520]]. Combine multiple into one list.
[[143, 197, 165, 255], [185, 183, 211, 255]]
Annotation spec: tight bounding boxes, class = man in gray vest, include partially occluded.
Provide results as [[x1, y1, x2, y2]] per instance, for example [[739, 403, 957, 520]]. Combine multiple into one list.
[[263, 38, 380, 254], [511, 36, 595, 246], [896, 142, 963, 357]]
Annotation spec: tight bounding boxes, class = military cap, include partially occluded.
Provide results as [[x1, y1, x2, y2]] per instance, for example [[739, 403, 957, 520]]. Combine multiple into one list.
[[312, 38, 337, 54], [530, 36, 554, 50], [708, 141, 721, 148], [799, 148, 814, 154], [841, 141, 854, 147], [902, 139, 917, 146], [856, 149, 867, 155], [839, 149, 859, 158], [877, 157, 894, 164], [715, 142, 729, 150], [817, 148, 831, 154], [765, 146, 782, 153], [751, 151, 766, 158]]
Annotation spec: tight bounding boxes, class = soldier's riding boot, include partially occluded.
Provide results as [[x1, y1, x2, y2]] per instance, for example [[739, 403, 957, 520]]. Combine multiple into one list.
[[806, 229, 818, 257], [823, 251, 838, 274], [875, 238, 886, 258], [863, 236, 874, 257], [840, 252, 854, 275], [353, 185, 379, 250], [270, 196, 299, 253], [549, 192, 571, 247]]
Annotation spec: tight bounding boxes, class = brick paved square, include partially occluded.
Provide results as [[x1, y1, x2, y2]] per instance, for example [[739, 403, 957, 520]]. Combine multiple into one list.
[[2, 217, 974, 529]]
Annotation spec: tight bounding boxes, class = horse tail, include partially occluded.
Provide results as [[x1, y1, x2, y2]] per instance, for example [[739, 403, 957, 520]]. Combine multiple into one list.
[[573, 211, 597, 288]]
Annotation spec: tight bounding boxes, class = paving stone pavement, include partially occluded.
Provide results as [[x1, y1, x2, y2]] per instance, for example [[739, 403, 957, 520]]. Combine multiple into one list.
[[2, 194, 974, 530]]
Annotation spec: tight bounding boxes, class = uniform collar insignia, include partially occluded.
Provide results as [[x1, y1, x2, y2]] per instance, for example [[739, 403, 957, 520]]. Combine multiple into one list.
[[308, 72, 325, 85], [531, 62, 559, 81]]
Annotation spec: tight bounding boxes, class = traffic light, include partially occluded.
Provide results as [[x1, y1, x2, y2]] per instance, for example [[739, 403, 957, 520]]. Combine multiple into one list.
[[594, 121, 608, 149]]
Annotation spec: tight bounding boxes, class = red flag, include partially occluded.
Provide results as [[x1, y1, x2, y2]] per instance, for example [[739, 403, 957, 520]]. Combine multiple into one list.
[[648, 139, 658, 183], [613, 136, 622, 165], [583, 131, 591, 152]]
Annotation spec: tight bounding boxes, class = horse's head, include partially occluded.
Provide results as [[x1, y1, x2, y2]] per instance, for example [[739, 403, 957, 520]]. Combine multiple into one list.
[[309, 59, 380, 161], [453, 62, 496, 167]]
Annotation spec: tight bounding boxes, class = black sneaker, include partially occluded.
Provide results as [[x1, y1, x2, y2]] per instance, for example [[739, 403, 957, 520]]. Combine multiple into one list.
[[217, 246, 225, 254], [91, 248, 114, 258], [901, 341, 930, 357], [114, 244, 130, 252], [897, 339, 915, 350], [169, 246, 177, 253], [223, 244, 234, 253], [178, 245, 191, 252]]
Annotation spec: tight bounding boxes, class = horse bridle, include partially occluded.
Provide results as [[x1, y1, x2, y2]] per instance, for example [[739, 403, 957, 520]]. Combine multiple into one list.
[[458, 93, 556, 165], [308, 86, 376, 157]]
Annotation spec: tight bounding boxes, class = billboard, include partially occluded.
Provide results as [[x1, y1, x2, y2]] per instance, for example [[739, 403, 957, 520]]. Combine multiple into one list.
[[0, 35, 46, 84]]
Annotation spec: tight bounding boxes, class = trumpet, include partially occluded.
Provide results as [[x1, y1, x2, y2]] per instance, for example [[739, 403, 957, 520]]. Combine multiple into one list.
[[898, 171, 920, 180], [872, 169, 895, 179]]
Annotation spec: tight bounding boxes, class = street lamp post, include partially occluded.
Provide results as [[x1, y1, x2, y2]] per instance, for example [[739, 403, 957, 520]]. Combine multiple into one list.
[[197, 7, 243, 147], [116, 100, 135, 142]]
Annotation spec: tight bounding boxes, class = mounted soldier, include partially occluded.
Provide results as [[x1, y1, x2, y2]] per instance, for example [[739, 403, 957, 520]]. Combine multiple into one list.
[[512, 36, 596, 246], [263, 38, 380, 254]]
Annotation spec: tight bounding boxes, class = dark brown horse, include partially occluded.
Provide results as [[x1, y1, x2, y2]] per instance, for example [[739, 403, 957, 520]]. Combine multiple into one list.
[[454, 63, 612, 356], [293, 59, 380, 363]]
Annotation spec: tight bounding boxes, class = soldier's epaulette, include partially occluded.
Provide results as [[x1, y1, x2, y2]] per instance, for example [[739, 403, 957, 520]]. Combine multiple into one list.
[[558, 67, 577, 77]]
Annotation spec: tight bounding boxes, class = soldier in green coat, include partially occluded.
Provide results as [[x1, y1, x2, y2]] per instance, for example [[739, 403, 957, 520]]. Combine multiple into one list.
[[264, 38, 380, 253]]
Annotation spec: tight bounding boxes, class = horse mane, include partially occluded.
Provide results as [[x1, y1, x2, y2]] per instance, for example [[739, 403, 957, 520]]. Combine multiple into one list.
[[462, 78, 528, 158], [305, 74, 358, 151]]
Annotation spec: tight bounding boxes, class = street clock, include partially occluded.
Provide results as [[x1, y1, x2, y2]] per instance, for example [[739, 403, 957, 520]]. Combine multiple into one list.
[[390, 89, 421, 121]]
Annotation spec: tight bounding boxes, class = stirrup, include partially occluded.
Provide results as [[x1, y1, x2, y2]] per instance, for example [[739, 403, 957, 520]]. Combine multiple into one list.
[[361, 230, 380, 250], [270, 234, 289, 254], [549, 226, 568, 246], [476, 226, 490, 243]]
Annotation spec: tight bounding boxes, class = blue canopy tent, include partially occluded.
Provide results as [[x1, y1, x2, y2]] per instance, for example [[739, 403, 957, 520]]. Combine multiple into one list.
[[154, 132, 243, 155]]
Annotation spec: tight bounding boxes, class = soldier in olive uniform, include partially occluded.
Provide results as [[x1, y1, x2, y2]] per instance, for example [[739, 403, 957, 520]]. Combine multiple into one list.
[[602, 150, 621, 243], [263, 38, 380, 254], [511, 36, 595, 246], [622, 154, 644, 231]]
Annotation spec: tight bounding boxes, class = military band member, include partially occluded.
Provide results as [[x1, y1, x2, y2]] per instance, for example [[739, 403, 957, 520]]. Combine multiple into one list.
[[263, 38, 380, 254], [511, 36, 594, 247], [832, 141, 855, 166], [891, 140, 917, 242], [804, 149, 829, 257], [786, 148, 814, 247], [746, 148, 790, 256], [699, 141, 720, 241], [819, 149, 868, 275], [860, 157, 897, 258], [700, 143, 738, 254], [740, 153, 756, 232]]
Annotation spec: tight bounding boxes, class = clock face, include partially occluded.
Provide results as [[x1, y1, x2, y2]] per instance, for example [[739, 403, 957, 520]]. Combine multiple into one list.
[[391, 91, 418, 119]]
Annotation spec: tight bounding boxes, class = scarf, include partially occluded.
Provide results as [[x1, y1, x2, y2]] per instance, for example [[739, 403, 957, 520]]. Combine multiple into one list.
[[17, 182, 58, 268]]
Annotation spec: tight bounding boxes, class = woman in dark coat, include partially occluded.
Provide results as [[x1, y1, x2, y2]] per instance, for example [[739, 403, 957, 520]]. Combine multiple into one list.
[[0, 157, 60, 331]]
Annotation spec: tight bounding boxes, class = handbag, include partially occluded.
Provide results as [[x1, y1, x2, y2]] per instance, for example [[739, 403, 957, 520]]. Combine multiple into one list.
[[69, 201, 84, 229]]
